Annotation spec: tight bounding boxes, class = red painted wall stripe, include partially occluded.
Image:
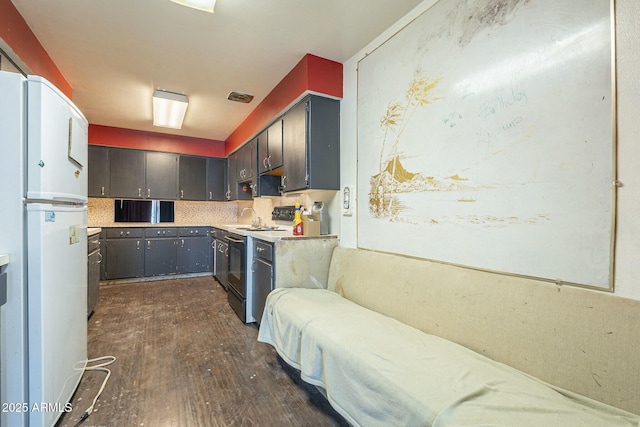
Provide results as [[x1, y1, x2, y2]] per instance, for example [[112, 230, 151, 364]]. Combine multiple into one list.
[[0, 0, 72, 98], [225, 54, 342, 155], [89, 125, 226, 158]]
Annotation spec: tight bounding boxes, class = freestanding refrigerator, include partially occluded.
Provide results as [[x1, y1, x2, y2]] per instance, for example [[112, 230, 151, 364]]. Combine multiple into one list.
[[0, 71, 89, 427]]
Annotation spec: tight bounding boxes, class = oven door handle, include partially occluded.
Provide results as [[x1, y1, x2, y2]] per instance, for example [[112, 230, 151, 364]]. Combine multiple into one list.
[[225, 236, 244, 244]]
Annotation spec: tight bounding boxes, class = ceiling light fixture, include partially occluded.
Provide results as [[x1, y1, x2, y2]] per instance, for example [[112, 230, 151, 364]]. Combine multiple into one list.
[[152, 90, 189, 129], [170, 0, 216, 13]]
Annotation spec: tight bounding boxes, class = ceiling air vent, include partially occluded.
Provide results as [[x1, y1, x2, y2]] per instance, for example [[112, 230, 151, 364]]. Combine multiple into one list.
[[227, 91, 254, 103]]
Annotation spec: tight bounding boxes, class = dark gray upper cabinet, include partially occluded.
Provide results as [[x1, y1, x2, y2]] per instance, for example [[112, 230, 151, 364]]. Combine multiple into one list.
[[179, 155, 207, 200], [236, 139, 254, 183], [146, 151, 178, 200], [109, 148, 146, 198], [226, 153, 237, 200], [206, 157, 226, 201], [108, 148, 178, 199], [258, 121, 283, 174], [88, 145, 110, 197], [281, 95, 340, 193]]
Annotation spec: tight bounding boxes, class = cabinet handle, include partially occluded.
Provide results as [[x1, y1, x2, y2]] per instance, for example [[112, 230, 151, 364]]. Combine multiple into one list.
[[97, 253, 103, 264], [267, 155, 271, 168], [282, 175, 287, 188], [263, 157, 268, 169], [181, 239, 185, 248], [209, 191, 212, 200], [126, 231, 130, 236], [136, 241, 140, 250], [147, 241, 151, 250], [147, 189, 151, 198], [138, 188, 142, 197], [101, 186, 105, 196], [181, 190, 184, 199]]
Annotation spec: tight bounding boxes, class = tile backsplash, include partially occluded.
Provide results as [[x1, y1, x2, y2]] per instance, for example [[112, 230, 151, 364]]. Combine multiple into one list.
[[88, 198, 238, 227], [88, 190, 339, 232]]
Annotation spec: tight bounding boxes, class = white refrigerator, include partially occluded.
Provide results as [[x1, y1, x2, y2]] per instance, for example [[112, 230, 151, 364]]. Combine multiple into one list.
[[0, 71, 89, 427]]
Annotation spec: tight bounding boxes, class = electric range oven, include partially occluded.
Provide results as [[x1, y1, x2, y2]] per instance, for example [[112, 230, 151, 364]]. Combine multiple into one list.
[[225, 232, 246, 322]]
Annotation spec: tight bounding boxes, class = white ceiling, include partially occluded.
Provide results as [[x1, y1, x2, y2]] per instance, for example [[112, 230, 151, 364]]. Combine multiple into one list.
[[11, 0, 424, 142]]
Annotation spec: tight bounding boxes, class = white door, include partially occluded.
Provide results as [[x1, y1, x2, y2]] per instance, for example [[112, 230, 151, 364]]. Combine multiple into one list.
[[27, 76, 88, 203], [26, 203, 87, 427]]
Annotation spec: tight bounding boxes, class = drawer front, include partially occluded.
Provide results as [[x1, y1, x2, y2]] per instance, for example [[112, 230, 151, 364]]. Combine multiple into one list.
[[105, 227, 144, 239], [145, 227, 178, 237], [179, 226, 210, 237], [88, 235, 101, 253], [254, 240, 273, 262]]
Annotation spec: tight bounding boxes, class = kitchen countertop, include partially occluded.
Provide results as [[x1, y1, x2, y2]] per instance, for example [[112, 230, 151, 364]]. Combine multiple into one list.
[[88, 227, 102, 237], [212, 224, 337, 243], [88, 224, 337, 243]]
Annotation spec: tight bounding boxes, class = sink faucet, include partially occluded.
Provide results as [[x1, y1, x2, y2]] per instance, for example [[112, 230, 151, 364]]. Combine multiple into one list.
[[241, 207, 261, 228]]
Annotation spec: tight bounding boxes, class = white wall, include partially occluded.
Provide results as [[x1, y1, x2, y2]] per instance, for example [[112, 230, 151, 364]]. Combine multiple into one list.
[[340, 0, 640, 301]]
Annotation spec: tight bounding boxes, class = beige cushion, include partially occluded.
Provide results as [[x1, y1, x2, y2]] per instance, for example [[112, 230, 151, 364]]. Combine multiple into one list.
[[327, 246, 640, 415]]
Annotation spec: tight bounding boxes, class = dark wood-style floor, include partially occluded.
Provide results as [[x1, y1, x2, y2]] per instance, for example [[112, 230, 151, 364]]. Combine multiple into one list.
[[56, 276, 348, 427]]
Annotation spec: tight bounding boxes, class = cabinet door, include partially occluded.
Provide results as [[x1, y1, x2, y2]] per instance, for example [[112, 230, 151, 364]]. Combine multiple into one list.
[[244, 140, 254, 181], [282, 99, 308, 192], [252, 257, 273, 325], [227, 153, 237, 200], [177, 237, 211, 274], [267, 119, 283, 171], [144, 238, 177, 276], [306, 95, 340, 190], [88, 250, 100, 315], [206, 157, 226, 201], [214, 240, 229, 288], [179, 155, 207, 200], [88, 145, 109, 197], [109, 148, 145, 199], [104, 239, 144, 279], [257, 129, 269, 174], [146, 151, 178, 200]]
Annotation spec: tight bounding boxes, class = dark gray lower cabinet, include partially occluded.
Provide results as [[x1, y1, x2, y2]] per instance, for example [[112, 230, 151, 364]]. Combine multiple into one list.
[[104, 234, 144, 280], [252, 239, 274, 324], [144, 228, 178, 276], [103, 227, 211, 280], [177, 227, 211, 274], [87, 234, 101, 316], [177, 237, 210, 274]]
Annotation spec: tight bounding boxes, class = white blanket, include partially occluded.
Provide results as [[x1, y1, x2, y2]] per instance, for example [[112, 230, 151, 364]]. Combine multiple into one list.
[[258, 288, 640, 427]]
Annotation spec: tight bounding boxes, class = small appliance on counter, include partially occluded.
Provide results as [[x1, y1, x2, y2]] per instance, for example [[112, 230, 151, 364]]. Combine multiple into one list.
[[312, 201, 329, 235], [271, 205, 296, 222]]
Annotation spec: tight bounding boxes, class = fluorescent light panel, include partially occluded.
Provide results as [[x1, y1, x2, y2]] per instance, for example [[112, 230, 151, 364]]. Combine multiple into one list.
[[153, 90, 188, 129], [170, 0, 216, 13]]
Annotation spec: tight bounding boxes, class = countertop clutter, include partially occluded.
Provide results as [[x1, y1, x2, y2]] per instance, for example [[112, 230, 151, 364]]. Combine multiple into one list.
[[212, 223, 337, 243]]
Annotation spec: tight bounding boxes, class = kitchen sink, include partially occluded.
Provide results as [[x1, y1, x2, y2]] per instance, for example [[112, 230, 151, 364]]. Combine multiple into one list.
[[235, 226, 285, 231]]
